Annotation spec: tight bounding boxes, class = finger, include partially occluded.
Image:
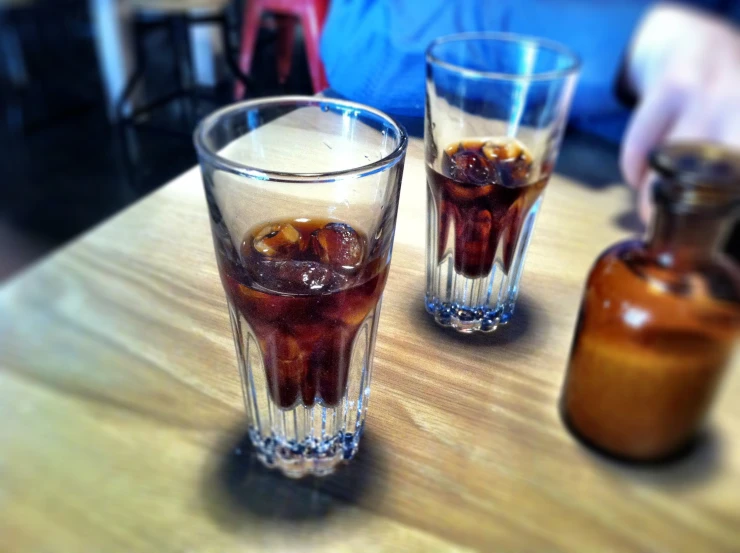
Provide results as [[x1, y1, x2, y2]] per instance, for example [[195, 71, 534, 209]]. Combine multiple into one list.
[[712, 79, 740, 147], [717, 113, 740, 148], [636, 102, 714, 224], [638, 173, 654, 224], [620, 73, 691, 190], [664, 94, 718, 143], [636, 81, 740, 224]]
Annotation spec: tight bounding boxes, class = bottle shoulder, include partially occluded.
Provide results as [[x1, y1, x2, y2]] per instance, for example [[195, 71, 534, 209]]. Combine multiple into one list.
[[588, 240, 740, 305], [582, 240, 740, 340]]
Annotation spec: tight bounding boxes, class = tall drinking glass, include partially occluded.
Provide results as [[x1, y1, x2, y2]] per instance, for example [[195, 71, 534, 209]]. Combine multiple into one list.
[[195, 97, 407, 477], [425, 33, 580, 333]]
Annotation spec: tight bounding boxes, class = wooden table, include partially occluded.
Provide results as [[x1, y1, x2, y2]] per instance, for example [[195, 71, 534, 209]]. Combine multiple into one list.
[[2, 132, 739, 552]]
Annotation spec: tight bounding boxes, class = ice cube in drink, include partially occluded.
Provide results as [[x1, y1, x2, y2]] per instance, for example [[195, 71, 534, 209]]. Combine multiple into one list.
[[427, 138, 547, 278], [216, 218, 388, 409]]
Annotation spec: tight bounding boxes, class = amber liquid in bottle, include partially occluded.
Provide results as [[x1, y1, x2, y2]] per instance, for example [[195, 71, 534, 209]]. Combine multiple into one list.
[[561, 144, 740, 462]]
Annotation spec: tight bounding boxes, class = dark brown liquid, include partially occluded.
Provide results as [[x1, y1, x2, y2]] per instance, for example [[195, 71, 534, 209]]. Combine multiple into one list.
[[427, 139, 548, 278], [216, 218, 388, 409], [562, 242, 740, 460]]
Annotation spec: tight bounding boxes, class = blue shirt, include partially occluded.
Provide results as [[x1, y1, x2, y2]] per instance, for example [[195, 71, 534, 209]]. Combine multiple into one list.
[[320, 0, 736, 142]]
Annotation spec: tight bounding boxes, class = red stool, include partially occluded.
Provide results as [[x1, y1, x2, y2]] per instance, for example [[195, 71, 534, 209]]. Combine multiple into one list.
[[235, 0, 329, 99]]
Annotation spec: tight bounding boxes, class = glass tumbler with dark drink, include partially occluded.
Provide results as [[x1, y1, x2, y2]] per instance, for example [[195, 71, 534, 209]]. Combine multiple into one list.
[[195, 97, 407, 477], [425, 34, 580, 332]]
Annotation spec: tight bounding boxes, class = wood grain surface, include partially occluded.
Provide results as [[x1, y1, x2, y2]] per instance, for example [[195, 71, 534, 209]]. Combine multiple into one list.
[[1, 132, 739, 553]]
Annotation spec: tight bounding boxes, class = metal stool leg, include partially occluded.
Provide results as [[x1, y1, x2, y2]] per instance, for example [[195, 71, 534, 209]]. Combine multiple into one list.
[[234, 0, 262, 100], [217, 14, 256, 98], [116, 21, 147, 123], [170, 16, 196, 126]]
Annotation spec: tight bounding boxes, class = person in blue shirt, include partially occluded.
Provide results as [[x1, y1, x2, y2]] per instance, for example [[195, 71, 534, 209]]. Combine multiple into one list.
[[321, 1, 740, 222]]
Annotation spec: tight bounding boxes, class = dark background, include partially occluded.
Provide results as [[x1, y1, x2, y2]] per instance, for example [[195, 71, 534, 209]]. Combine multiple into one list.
[[0, 0, 314, 280], [2, 1, 735, 282]]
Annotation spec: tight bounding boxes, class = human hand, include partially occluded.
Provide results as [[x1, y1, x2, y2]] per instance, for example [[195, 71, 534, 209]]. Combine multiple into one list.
[[620, 3, 740, 222]]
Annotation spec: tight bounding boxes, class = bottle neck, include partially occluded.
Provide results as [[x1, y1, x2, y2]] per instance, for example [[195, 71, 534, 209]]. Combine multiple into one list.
[[646, 205, 730, 268]]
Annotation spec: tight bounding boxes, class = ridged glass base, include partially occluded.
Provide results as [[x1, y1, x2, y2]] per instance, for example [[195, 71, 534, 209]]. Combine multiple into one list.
[[249, 418, 362, 479], [424, 295, 512, 333], [425, 192, 542, 334], [228, 299, 381, 478]]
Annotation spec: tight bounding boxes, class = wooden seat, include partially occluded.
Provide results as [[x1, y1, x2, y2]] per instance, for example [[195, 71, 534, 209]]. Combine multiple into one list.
[[129, 0, 230, 14]]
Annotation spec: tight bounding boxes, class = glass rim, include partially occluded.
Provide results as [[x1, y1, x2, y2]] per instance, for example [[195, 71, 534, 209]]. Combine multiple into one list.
[[193, 95, 409, 184], [426, 32, 582, 82]]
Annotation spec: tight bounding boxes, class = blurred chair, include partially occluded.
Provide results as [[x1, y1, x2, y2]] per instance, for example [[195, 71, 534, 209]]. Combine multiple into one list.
[[235, 0, 328, 99], [115, 0, 252, 187], [117, 0, 251, 125]]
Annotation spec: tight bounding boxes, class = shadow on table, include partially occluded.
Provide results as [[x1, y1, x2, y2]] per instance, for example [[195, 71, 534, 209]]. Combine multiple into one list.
[[612, 207, 645, 234], [201, 427, 386, 530], [581, 427, 724, 492], [414, 292, 542, 348], [555, 131, 623, 190]]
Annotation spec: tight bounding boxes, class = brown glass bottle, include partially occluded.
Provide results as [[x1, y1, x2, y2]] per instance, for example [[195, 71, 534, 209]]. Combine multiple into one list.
[[561, 143, 740, 462]]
